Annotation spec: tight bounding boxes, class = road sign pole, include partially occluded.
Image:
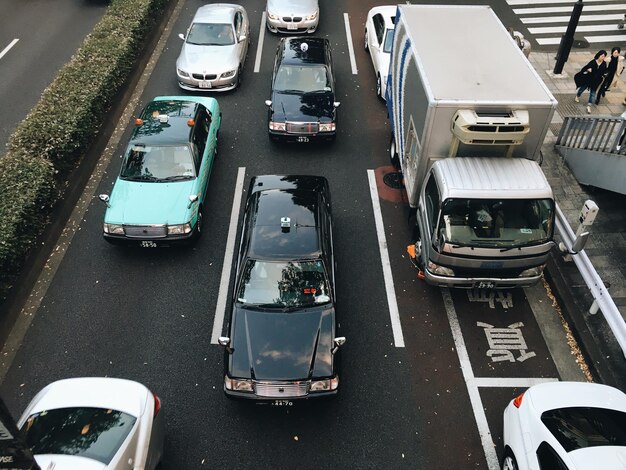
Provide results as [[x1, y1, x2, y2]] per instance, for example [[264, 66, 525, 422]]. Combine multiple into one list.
[[554, 0, 584, 74]]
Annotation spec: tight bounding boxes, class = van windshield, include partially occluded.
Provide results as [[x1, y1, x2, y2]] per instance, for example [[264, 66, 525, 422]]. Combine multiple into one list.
[[438, 198, 554, 248]]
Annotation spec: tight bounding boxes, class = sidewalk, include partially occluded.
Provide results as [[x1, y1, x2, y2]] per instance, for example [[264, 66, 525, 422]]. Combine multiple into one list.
[[528, 51, 626, 387]]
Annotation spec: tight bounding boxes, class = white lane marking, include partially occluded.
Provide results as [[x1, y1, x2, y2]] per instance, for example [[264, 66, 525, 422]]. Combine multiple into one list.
[[514, 4, 626, 14], [529, 24, 620, 34], [508, 0, 610, 4], [367, 170, 404, 348], [343, 13, 358, 75], [521, 14, 623, 24], [469, 377, 558, 388], [0, 0, 187, 382], [254, 12, 266, 73], [0, 39, 19, 60], [441, 288, 499, 470], [211, 167, 246, 344]]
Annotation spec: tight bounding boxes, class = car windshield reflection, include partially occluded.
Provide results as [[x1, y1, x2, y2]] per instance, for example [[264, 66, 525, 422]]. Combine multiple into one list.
[[274, 65, 330, 94], [120, 144, 196, 181], [187, 23, 234, 46]]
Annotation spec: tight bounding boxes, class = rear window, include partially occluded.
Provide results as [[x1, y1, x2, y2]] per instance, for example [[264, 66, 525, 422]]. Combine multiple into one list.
[[22, 407, 137, 464], [541, 407, 626, 452]]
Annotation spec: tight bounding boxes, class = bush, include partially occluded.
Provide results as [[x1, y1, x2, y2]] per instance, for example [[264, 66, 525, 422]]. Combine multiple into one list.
[[0, 0, 168, 301]]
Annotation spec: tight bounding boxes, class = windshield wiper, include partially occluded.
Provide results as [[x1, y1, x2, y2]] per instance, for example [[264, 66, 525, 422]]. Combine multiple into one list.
[[499, 240, 544, 252], [122, 175, 158, 182], [159, 175, 194, 182], [240, 302, 285, 309], [276, 89, 303, 94]]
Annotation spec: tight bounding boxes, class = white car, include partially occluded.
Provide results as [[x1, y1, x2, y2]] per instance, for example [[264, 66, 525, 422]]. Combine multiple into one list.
[[502, 381, 626, 470], [18, 377, 165, 470], [265, 0, 319, 34], [176, 4, 250, 91], [364, 5, 396, 100]]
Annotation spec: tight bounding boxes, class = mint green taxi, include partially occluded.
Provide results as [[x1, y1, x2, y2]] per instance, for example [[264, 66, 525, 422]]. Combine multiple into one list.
[[99, 96, 220, 246]]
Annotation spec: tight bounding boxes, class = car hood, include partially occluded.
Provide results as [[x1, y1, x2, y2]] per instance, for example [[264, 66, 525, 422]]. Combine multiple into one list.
[[34, 455, 106, 470], [105, 178, 195, 225], [271, 91, 334, 122], [228, 304, 335, 380], [177, 43, 238, 73], [267, 0, 318, 16], [568, 446, 626, 470]]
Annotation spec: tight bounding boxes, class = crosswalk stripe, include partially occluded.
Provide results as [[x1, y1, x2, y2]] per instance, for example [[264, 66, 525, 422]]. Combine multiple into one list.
[[508, 0, 613, 4], [521, 14, 623, 24], [529, 24, 621, 34], [536, 34, 626, 45], [514, 4, 626, 15]]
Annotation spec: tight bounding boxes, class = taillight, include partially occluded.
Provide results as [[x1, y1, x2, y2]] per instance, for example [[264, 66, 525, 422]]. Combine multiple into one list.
[[153, 393, 161, 417], [513, 392, 525, 408]]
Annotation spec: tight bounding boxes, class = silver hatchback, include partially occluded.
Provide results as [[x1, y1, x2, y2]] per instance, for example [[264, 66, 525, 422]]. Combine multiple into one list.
[[266, 0, 319, 34], [176, 4, 250, 91]]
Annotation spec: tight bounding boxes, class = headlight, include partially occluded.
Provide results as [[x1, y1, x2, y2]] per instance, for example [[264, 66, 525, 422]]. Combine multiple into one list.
[[427, 261, 455, 277], [221, 69, 236, 79], [167, 223, 192, 235], [224, 376, 253, 392], [519, 265, 545, 278], [310, 377, 339, 392], [267, 11, 279, 20], [269, 121, 286, 131], [319, 123, 335, 132], [177, 68, 189, 78], [306, 10, 319, 20], [103, 223, 124, 235]]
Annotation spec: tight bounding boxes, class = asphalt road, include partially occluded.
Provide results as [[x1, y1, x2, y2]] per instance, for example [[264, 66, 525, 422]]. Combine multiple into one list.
[[0, 1, 588, 469], [0, 0, 108, 151]]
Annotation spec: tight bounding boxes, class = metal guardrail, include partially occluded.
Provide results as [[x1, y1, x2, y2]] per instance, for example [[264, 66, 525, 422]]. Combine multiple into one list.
[[555, 203, 626, 358], [556, 115, 626, 153]]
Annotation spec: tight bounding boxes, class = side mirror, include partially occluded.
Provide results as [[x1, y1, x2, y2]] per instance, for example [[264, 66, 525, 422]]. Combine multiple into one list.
[[188, 194, 199, 208], [333, 101, 341, 108], [218, 336, 233, 354], [178, 33, 185, 40], [98, 194, 110, 207], [331, 336, 346, 355], [265, 100, 272, 107], [239, 34, 247, 42]]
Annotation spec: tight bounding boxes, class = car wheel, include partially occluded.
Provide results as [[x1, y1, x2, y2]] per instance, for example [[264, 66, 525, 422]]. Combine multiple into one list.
[[364, 31, 369, 52], [376, 74, 382, 99], [389, 134, 399, 168], [237, 66, 242, 88], [194, 206, 203, 240], [502, 449, 518, 470]]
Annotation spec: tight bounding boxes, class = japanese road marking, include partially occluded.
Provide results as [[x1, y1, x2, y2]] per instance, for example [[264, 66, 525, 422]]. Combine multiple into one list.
[[211, 167, 246, 344], [367, 170, 404, 347], [0, 39, 19, 60], [343, 13, 358, 75], [254, 12, 266, 73]]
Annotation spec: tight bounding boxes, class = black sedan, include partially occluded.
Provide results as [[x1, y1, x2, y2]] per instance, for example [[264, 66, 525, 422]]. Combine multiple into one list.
[[265, 37, 340, 143], [219, 175, 345, 404]]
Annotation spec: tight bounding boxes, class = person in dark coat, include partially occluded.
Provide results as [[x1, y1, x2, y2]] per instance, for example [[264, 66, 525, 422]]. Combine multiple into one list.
[[574, 50, 607, 113], [596, 47, 621, 105]]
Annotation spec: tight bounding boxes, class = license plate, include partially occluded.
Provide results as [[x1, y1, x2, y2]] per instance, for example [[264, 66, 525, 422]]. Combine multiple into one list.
[[199, 80, 212, 88], [140, 240, 157, 248], [475, 281, 495, 289], [287, 23, 298, 30], [271, 400, 293, 406], [296, 136, 309, 143]]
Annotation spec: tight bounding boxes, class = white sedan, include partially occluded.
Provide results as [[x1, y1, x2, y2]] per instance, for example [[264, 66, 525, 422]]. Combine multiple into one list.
[[502, 381, 626, 470], [364, 5, 396, 100], [18, 377, 164, 470]]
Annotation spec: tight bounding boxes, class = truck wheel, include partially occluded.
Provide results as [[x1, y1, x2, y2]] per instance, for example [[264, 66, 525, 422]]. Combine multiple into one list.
[[389, 135, 399, 168]]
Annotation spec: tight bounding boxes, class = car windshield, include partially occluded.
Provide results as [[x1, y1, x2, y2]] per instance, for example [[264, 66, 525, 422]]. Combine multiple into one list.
[[383, 28, 394, 53], [22, 407, 137, 464], [237, 259, 331, 308], [120, 144, 196, 181], [274, 65, 330, 94], [541, 407, 626, 452], [437, 198, 554, 249], [187, 23, 234, 46]]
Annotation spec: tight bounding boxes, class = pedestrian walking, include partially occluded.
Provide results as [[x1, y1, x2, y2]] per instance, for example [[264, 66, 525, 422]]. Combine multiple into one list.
[[596, 47, 623, 104], [574, 50, 607, 114]]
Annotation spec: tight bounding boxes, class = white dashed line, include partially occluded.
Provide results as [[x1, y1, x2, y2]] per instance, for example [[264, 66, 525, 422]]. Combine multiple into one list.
[[343, 13, 358, 75], [254, 12, 266, 73], [211, 167, 246, 344], [367, 170, 404, 347], [0, 39, 19, 60]]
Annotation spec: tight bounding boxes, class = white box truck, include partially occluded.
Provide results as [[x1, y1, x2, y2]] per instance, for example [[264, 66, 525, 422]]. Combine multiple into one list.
[[387, 5, 558, 289]]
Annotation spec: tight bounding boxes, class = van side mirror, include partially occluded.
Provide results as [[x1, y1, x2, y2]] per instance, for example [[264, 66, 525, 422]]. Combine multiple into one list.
[[218, 337, 233, 354], [332, 336, 346, 354], [178, 33, 185, 40], [265, 100, 272, 107]]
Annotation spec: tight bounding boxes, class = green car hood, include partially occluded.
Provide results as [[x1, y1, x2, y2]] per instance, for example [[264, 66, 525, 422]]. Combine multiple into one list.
[[104, 178, 196, 225]]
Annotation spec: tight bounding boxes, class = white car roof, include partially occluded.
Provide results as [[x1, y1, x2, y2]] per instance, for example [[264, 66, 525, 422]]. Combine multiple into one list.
[[23, 377, 151, 418], [527, 381, 626, 414], [568, 446, 626, 470], [369, 5, 396, 28], [193, 3, 239, 24]]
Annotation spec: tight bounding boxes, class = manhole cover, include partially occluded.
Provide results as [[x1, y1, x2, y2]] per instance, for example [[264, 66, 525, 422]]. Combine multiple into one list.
[[383, 172, 404, 189]]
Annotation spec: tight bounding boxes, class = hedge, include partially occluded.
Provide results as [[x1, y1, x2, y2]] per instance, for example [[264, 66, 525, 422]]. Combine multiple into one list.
[[0, 0, 168, 301]]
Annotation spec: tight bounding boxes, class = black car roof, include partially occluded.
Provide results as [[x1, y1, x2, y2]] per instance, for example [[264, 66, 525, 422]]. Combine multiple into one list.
[[129, 100, 202, 146], [247, 188, 323, 261], [279, 37, 329, 66]]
